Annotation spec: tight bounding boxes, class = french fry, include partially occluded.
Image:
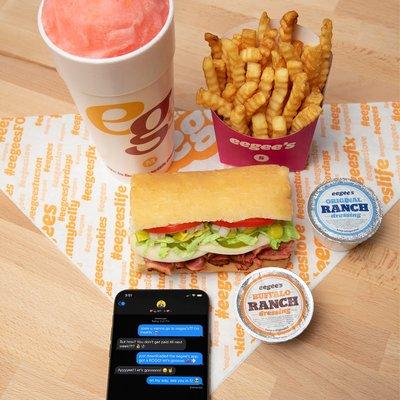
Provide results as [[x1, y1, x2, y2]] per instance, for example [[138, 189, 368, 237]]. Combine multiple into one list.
[[205, 32, 223, 59], [252, 112, 269, 138], [240, 47, 262, 63], [301, 87, 324, 110], [221, 39, 244, 88], [266, 67, 289, 130], [222, 82, 237, 103], [246, 62, 262, 84], [221, 48, 231, 83], [232, 33, 242, 49], [291, 104, 322, 133], [230, 104, 250, 134], [278, 10, 298, 43], [232, 60, 246, 88], [258, 49, 270, 69], [293, 40, 303, 59], [218, 102, 233, 120], [320, 19, 333, 54], [221, 39, 240, 86], [272, 116, 287, 137], [259, 27, 277, 67], [221, 39, 239, 63], [278, 42, 299, 63], [282, 72, 308, 129], [258, 66, 274, 101], [316, 18, 333, 90], [259, 30, 277, 52], [245, 92, 267, 119], [196, 88, 232, 119], [241, 29, 257, 49], [202, 56, 220, 95], [287, 59, 304, 81], [301, 45, 322, 88], [271, 50, 286, 69], [266, 28, 278, 40], [257, 11, 270, 44], [213, 59, 227, 92], [234, 81, 258, 106], [317, 52, 332, 91]]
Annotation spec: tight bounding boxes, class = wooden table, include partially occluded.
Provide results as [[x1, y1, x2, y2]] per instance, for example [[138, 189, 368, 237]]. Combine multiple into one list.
[[0, 1, 399, 399]]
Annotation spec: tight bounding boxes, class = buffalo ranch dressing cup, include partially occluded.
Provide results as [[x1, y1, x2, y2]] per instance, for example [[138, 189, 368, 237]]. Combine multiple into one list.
[[307, 179, 382, 251], [235, 268, 314, 343]]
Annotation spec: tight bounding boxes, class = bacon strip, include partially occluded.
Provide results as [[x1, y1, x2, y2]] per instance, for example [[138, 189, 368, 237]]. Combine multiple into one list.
[[144, 259, 175, 275], [206, 254, 231, 266], [231, 252, 257, 270], [257, 241, 294, 260], [185, 257, 206, 271]]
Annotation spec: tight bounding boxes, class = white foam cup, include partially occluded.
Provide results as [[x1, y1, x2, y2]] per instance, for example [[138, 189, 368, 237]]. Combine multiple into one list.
[[38, 0, 175, 180]]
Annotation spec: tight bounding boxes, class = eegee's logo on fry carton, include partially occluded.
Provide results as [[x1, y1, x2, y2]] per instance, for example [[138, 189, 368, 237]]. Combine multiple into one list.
[[86, 90, 173, 157], [229, 137, 296, 151]]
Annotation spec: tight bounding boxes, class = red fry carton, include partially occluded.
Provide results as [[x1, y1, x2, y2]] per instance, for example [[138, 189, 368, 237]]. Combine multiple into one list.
[[211, 21, 325, 171], [212, 111, 318, 171]]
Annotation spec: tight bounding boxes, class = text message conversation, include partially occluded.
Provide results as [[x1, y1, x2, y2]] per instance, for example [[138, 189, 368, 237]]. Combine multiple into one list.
[[107, 290, 209, 400]]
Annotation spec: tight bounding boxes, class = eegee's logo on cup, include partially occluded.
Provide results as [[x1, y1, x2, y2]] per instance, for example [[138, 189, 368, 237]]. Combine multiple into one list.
[[86, 102, 144, 136], [229, 137, 296, 151], [86, 90, 173, 157]]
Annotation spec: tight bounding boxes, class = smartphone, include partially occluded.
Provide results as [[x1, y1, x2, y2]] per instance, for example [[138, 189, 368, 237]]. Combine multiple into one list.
[[106, 289, 209, 400]]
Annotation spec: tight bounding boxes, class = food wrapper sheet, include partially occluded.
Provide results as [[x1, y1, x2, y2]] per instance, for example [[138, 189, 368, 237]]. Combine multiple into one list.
[[0, 102, 399, 391]]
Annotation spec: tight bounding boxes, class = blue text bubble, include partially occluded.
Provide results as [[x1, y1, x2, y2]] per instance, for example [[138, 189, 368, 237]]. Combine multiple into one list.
[[117, 338, 186, 351], [136, 352, 203, 365], [147, 376, 203, 386], [138, 324, 203, 337]]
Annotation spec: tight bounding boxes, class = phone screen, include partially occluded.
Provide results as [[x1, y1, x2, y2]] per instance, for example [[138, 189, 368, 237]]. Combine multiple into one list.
[[106, 290, 209, 400]]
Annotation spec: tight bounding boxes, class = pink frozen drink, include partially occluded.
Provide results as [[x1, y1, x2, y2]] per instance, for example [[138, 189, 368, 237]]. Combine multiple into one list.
[[42, 0, 169, 58]]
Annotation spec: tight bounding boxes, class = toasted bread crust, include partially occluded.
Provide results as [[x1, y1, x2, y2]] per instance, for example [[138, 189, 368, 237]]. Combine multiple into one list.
[[131, 165, 292, 230]]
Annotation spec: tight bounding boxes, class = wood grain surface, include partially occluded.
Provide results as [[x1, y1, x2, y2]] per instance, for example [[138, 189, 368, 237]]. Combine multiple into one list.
[[0, 1, 399, 399]]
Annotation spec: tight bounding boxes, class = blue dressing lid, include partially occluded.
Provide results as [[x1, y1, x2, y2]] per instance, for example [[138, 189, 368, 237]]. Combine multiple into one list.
[[308, 179, 382, 244]]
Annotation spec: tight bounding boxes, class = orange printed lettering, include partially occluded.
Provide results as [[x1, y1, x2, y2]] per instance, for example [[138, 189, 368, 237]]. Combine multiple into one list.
[[375, 159, 394, 204], [295, 224, 309, 283], [111, 186, 128, 260], [392, 102, 400, 122], [215, 272, 232, 319], [360, 103, 370, 127], [42, 204, 57, 238], [343, 137, 364, 184]]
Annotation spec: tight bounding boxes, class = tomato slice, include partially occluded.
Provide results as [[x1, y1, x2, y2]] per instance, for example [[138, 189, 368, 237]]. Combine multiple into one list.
[[146, 222, 202, 234], [213, 218, 275, 228]]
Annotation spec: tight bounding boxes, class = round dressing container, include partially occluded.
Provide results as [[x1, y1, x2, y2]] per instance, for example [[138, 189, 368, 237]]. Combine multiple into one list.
[[307, 178, 382, 251], [235, 268, 314, 343]]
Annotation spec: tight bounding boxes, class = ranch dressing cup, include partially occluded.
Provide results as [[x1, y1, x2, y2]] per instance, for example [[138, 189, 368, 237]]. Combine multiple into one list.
[[307, 179, 382, 251], [38, 0, 175, 180], [235, 268, 314, 343]]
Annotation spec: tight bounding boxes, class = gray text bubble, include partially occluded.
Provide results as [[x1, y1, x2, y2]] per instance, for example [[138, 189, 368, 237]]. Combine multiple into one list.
[[117, 338, 186, 351], [115, 366, 176, 375]]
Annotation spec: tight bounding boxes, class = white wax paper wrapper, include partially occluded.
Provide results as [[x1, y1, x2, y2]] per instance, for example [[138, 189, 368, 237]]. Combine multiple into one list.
[[0, 102, 399, 391]]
